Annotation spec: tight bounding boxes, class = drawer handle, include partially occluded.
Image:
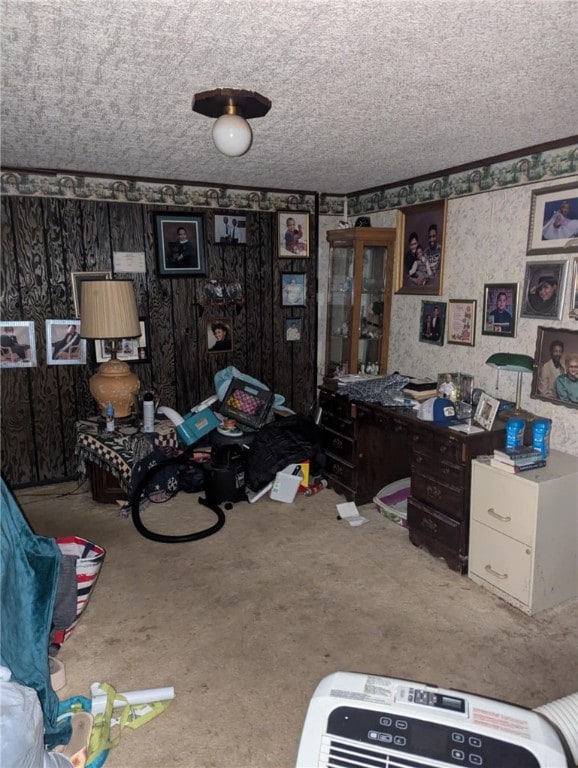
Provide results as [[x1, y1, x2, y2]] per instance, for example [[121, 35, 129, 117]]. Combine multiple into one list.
[[487, 508, 511, 523], [485, 564, 508, 580], [332, 438, 344, 450], [412, 435, 421, 443], [441, 466, 451, 476], [333, 464, 343, 476], [439, 445, 448, 454], [426, 484, 441, 499], [415, 455, 425, 464]]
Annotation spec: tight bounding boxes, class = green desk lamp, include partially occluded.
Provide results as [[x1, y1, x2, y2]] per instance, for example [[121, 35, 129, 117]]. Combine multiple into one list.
[[485, 353, 535, 416]]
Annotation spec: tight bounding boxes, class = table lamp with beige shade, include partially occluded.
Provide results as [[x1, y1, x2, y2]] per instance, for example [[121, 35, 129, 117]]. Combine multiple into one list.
[[80, 279, 141, 418]]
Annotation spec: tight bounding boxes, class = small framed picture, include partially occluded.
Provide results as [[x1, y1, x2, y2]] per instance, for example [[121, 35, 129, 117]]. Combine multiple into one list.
[[207, 319, 233, 353], [281, 273, 306, 307], [95, 319, 149, 363], [447, 299, 476, 346], [214, 214, 247, 245], [482, 283, 518, 337], [71, 271, 111, 318], [278, 212, 310, 258], [0, 321, 36, 368], [526, 182, 578, 255], [285, 317, 302, 342], [473, 392, 500, 430], [569, 257, 578, 320], [154, 214, 206, 276], [46, 320, 86, 365], [436, 372, 459, 401], [418, 300, 446, 345], [531, 326, 578, 409], [520, 260, 568, 320], [394, 200, 447, 295]]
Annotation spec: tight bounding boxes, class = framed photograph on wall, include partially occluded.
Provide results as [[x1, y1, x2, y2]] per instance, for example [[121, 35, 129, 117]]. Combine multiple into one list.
[[278, 212, 310, 258], [285, 317, 302, 342], [482, 283, 518, 337], [447, 299, 476, 346], [473, 392, 500, 430], [214, 214, 247, 245], [71, 271, 111, 318], [46, 319, 86, 365], [207, 318, 233, 353], [526, 182, 578, 255], [281, 273, 306, 307], [531, 326, 578, 410], [0, 320, 36, 368], [154, 214, 206, 276], [394, 200, 447, 295], [418, 300, 446, 345], [95, 319, 149, 363], [570, 256, 578, 319], [520, 260, 568, 320]]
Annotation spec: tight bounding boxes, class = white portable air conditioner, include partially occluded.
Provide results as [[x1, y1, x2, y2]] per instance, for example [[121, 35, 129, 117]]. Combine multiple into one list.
[[296, 672, 575, 768]]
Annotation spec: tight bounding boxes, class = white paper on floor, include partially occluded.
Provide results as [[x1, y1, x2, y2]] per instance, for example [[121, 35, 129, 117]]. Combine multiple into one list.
[[336, 501, 368, 526]]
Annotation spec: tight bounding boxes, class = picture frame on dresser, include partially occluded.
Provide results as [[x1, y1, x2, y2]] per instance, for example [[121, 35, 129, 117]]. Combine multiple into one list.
[[473, 392, 500, 430], [530, 326, 578, 410], [526, 181, 578, 255], [394, 200, 447, 295], [447, 299, 476, 346]]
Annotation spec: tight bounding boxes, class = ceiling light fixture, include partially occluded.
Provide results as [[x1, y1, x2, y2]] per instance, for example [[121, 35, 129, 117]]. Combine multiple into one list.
[[192, 88, 271, 157]]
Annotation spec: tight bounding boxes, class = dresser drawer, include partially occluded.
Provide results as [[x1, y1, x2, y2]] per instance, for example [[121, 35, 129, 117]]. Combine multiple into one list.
[[409, 427, 433, 453], [407, 497, 462, 553], [319, 390, 351, 419], [412, 451, 465, 489], [469, 520, 532, 604], [321, 409, 354, 438], [324, 454, 355, 488], [411, 470, 465, 520], [470, 462, 537, 545], [322, 430, 355, 463], [434, 433, 464, 465]]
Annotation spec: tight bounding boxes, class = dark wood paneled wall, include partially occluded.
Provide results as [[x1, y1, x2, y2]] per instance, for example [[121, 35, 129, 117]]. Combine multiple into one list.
[[1, 196, 318, 487]]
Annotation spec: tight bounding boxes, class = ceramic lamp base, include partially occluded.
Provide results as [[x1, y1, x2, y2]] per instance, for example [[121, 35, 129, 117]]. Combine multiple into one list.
[[89, 358, 140, 418]]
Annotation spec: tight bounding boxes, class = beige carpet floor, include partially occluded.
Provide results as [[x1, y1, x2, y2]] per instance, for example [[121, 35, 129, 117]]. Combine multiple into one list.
[[16, 480, 578, 768]]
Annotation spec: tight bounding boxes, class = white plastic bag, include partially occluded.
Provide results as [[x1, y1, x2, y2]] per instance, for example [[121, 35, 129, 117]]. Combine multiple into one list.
[[0, 667, 71, 768]]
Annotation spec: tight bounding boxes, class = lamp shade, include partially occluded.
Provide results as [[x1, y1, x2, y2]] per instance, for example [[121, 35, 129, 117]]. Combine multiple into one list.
[[212, 113, 253, 156], [80, 280, 140, 339], [485, 353, 534, 372]]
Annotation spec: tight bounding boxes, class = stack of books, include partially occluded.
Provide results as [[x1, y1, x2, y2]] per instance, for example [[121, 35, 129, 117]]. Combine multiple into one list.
[[490, 446, 547, 473], [403, 377, 438, 401]]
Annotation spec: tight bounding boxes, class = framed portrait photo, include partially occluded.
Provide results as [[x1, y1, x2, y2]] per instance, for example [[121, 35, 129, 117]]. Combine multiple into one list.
[[570, 256, 578, 320], [526, 182, 578, 255], [285, 317, 302, 342], [473, 392, 500, 430], [95, 319, 149, 363], [278, 211, 310, 258], [0, 320, 36, 368], [530, 326, 578, 410], [418, 300, 446, 345], [207, 318, 233, 354], [46, 319, 86, 365], [520, 260, 568, 320], [214, 214, 247, 245], [447, 299, 476, 346], [281, 273, 306, 307], [394, 200, 447, 295], [154, 214, 206, 276], [71, 271, 111, 318], [482, 283, 518, 337]]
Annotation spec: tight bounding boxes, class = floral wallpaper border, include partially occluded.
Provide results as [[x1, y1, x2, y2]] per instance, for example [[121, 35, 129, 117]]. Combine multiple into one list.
[[1, 143, 577, 215]]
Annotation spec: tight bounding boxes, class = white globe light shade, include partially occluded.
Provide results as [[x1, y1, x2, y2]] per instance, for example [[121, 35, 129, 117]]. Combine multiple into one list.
[[212, 113, 253, 156]]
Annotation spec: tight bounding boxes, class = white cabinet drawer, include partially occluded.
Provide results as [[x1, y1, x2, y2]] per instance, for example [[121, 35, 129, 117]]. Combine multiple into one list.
[[470, 462, 537, 545], [469, 520, 532, 605]]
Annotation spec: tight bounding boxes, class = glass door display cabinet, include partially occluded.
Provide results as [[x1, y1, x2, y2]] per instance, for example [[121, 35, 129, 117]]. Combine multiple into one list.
[[324, 227, 396, 381]]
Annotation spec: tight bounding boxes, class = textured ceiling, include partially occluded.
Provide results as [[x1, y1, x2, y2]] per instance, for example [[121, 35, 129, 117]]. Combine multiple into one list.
[[2, 0, 577, 195]]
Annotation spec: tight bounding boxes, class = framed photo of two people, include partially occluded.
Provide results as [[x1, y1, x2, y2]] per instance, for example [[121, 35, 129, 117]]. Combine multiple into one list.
[[395, 200, 447, 295]]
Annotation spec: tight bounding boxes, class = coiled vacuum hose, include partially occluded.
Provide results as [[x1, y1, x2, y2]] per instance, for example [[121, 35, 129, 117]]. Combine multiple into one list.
[[535, 692, 578, 765]]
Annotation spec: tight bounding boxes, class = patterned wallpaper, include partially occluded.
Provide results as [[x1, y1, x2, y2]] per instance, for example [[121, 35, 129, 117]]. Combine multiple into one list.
[[320, 175, 578, 457]]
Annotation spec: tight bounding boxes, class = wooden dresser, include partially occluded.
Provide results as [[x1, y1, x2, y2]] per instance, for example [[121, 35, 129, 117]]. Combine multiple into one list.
[[319, 387, 506, 573]]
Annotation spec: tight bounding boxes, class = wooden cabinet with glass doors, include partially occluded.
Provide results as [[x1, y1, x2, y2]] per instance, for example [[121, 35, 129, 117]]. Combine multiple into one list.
[[324, 228, 396, 383]]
